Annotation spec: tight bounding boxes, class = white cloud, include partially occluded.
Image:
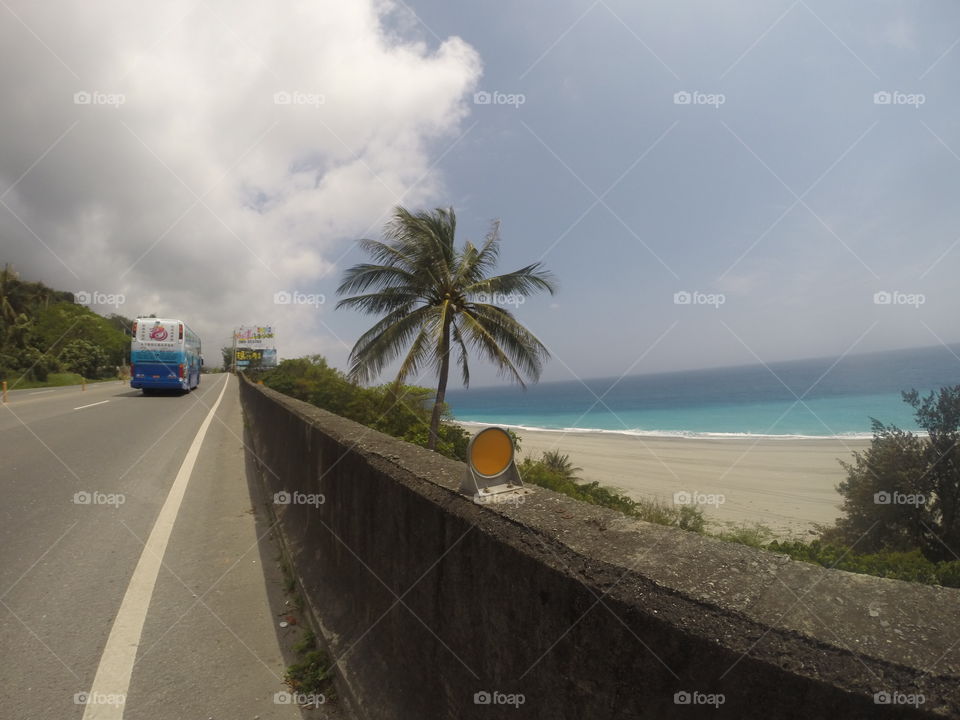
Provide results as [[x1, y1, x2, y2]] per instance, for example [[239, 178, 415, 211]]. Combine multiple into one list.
[[0, 0, 481, 361]]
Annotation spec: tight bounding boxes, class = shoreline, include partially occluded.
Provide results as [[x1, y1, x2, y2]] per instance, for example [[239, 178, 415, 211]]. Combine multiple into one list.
[[457, 421, 872, 540], [456, 419, 876, 441]]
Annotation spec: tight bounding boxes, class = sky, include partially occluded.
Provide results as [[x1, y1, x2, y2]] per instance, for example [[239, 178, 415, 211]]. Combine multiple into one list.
[[2, 0, 959, 388]]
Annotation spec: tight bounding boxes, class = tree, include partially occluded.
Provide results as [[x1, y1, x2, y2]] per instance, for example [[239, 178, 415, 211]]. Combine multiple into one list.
[[260, 356, 472, 461], [832, 386, 960, 561], [541, 450, 582, 482], [33, 302, 128, 364], [60, 339, 108, 379], [337, 206, 556, 450], [104, 313, 135, 336], [221, 346, 235, 371]]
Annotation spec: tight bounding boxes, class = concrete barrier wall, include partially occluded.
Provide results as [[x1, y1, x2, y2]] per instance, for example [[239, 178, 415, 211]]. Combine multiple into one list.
[[239, 376, 960, 719]]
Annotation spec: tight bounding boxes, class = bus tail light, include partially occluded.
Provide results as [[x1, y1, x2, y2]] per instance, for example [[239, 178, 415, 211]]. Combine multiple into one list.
[[179, 364, 185, 379], [130, 363, 135, 377], [179, 323, 184, 340]]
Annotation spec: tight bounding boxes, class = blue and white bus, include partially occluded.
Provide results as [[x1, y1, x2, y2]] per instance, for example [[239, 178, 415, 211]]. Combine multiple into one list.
[[130, 317, 202, 393]]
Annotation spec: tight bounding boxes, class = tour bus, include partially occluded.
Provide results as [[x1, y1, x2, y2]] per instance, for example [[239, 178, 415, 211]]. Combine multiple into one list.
[[130, 317, 202, 393]]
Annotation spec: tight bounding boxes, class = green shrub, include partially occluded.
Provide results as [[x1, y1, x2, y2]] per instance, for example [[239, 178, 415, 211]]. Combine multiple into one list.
[[59, 339, 108, 379], [260, 357, 469, 462], [936, 560, 960, 588], [764, 540, 960, 588], [716, 523, 774, 549], [832, 386, 960, 562], [285, 650, 332, 695]]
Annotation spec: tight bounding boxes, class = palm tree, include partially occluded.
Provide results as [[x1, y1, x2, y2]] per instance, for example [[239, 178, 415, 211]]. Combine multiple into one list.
[[337, 206, 556, 450], [541, 450, 582, 482]]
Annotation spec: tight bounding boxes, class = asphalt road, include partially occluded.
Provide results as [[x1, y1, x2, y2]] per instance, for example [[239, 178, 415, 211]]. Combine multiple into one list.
[[0, 375, 313, 719]]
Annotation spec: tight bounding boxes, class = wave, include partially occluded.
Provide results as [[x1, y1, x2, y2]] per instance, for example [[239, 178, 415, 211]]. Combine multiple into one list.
[[453, 420, 877, 441]]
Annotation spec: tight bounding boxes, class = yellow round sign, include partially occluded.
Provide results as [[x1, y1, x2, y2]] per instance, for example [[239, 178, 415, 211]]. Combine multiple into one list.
[[469, 427, 514, 477]]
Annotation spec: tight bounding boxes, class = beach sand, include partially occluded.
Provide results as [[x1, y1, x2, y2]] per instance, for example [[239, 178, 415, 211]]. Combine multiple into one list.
[[460, 423, 871, 540]]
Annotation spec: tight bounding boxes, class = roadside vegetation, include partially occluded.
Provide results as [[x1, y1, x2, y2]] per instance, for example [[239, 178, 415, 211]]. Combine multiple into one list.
[[285, 641, 335, 702], [253, 356, 470, 461], [0, 264, 133, 386], [7, 372, 119, 390]]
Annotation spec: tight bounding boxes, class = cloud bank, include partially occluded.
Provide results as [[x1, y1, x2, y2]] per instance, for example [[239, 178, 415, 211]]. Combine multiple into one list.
[[0, 0, 481, 358]]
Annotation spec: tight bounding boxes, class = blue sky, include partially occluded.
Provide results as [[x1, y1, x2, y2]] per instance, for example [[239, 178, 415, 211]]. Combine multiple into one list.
[[331, 0, 960, 385], [2, 1, 959, 387]]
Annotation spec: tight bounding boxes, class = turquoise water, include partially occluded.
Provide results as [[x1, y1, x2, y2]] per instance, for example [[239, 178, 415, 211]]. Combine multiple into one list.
[[445, 345, 960, 438]]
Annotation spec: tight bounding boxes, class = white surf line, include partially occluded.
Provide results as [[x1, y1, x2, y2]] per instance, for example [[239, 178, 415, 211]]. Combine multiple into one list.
[[81, 375, 230, 720], [74, 400, 110, 411]]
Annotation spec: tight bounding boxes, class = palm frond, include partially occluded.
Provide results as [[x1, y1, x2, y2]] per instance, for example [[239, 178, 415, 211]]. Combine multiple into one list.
[[457, 306, 527, 386], [463, 303, 550, 381], [335, 288, 420, 315], [466, 263, 557, 299], [336, 263, 417, 296], [394, 325, 435, 385], [450, 318, 471, 387], [466, 220, 501, 284], [347, 305, 435, 383]]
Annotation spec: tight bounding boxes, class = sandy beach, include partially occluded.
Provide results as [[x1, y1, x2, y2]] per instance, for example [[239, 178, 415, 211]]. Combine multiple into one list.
[[460, 423, 871, 540]]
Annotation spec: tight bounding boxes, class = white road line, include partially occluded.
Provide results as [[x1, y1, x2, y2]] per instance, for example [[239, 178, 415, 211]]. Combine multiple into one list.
[[81, 375, 230, 720], [74, 400, 110, 410], [30, 389, 55, 395]]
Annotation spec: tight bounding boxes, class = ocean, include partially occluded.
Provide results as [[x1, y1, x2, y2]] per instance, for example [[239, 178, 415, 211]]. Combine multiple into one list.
[[445, 344, 960, 439]]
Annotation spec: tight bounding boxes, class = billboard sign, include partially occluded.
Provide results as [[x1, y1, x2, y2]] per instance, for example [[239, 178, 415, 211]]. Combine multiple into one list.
[[234, 325, 277, 368]]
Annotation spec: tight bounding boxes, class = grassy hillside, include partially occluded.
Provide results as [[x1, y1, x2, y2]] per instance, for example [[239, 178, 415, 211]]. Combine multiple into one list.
[[0, 264, 133, 386]]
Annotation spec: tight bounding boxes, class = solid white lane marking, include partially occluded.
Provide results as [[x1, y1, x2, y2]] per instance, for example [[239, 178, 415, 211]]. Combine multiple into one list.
[[29, 389, 55, 395], [74, 400, 110, 410], [81, 375, 230, 720]]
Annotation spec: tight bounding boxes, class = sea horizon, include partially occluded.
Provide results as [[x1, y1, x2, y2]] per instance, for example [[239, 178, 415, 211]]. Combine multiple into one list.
[[446, 343, 960, 440]]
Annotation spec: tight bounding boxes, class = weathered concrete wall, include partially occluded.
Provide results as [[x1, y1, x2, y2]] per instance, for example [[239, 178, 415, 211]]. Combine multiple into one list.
[[239, 376, 960, 719]]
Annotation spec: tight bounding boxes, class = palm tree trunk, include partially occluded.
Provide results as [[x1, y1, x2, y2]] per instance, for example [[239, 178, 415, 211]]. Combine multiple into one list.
[[428, 310, 452, 451]]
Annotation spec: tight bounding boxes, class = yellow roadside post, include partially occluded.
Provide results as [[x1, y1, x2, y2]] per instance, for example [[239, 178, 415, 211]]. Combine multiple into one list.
[[2, 381, 7, 403]]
